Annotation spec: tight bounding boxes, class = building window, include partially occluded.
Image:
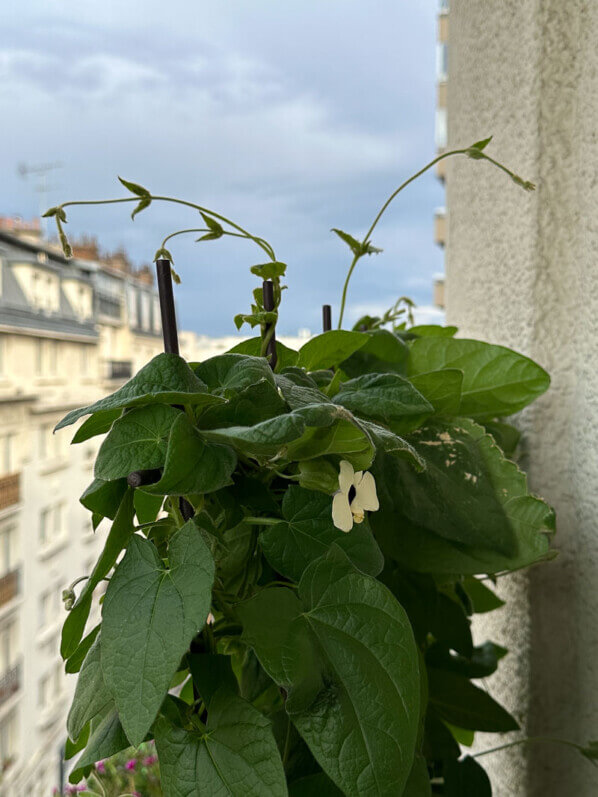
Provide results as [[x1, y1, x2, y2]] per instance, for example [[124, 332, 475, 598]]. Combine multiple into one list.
[[39, 502, 66, 548], [38, 671, 52, 709], [437, 42, 448, 81], [0, 620, 18, 673], [127, 285, 138, 327], [153, 297, 161, 334], [80, 345, 89, 375], [439, 0, 449, 11], [0, 433, 15, 476], [140, 292, 151, 331], [435, 107, 448, 149], [0, 525, 17, 577], [0, 711, 18, 768]]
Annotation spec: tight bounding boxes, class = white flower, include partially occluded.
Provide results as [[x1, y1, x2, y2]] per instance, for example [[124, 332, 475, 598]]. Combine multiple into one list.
[[332, 460, 379, 533]]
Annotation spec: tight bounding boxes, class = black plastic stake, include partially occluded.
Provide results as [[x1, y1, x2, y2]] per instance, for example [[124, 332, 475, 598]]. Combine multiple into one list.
[[262, 280, 278, 370], [322, 304, 332, 332], [129, 259, 192, 519], [156, 259, 180, 355]]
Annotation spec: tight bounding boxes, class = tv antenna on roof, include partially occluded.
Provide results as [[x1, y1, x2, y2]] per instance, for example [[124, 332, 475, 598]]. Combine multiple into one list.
[[18, 161, 63, 235]]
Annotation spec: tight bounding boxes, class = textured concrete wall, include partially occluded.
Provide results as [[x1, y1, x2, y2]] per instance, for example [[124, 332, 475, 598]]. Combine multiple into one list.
[[446, 1, 598, 794]]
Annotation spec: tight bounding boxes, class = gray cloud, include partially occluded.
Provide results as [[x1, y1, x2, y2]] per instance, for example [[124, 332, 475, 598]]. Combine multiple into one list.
[[0, 0, 444, 335]]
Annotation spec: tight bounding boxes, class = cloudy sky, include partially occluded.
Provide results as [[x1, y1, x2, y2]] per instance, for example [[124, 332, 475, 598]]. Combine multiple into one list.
[[1, 1, 444, 335]]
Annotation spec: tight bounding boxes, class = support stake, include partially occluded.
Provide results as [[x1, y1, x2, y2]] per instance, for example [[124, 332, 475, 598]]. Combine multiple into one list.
[[263, 279, 278, 370]]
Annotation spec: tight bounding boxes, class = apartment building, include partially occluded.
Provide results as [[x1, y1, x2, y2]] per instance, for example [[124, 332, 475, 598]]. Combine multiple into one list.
[[0, 218, 313, 794], [0, 221, 163, 795], [433, 0, 448, 314]]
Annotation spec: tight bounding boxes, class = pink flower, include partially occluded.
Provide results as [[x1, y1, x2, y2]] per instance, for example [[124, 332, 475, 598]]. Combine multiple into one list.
[[125, 758, 137, 771], [95, 760, 106, 773], [142, 754, 158, 766]]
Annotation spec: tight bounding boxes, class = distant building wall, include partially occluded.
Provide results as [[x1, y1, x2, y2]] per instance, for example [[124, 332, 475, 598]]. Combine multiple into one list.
[[445, 1, 598, 794]]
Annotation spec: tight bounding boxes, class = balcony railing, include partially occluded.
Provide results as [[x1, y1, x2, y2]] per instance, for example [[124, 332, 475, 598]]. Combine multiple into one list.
[[106, 360, 133, 381], [0, 570, 19, 609], [0, 474, 20, 512], [0, 663, 20, 708]]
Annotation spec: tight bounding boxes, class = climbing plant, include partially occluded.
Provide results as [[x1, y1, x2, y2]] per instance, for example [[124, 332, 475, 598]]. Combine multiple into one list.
[[46, 140, 590, 796]]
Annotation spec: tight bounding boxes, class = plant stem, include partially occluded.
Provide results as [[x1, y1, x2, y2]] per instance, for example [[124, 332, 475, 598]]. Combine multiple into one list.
[[58, 194, 276, 260], [282, 716, 292, 769], [473, 736, 588, 759], [337, 148, 467, 329], [243, 516, 281, 526]]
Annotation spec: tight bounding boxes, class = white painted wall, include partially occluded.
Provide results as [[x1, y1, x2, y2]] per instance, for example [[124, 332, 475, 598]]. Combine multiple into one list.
[[445, 1, 598, 794]]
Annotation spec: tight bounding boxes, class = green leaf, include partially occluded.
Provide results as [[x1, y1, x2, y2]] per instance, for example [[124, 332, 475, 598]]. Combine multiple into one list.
[[289, 773, 343, 796], [118, 176, 150, 197], [195, 353, 275, 395], [580, 740, 598, 764], [428, 668, 519, 731], [133, 489, 164, 524], [64, 724, 89, 761], [340, 329, 409, 378], [470, 135, 493, 151], [65, 624, 100, 674], [250, 261, 287, 279], [402, 754, 432, 797], [261, 486, 383, 581], [361, 420, 424, 471], [333, 372, 433, 433], [462, 577, 505, 613], [146, 414, 236, 496], [80, 477, 128, 520], [67, 634, 113, 740], [203, 413, 306, 458], [297, 330, 367, 371], [71, 408, 122, 443], [56, 353, 223, 430], [383, 418, 549, 555], [285, 411, 374, 470], [234, 310, 277, 330], [240, 547, 420, 797], [228, 337, 299, 370], [70, 710, 130, 784], [101, 520, 215, 745], [200, 379, 287, 429], [297, 458, 339, 494], [155, 691, 288, 797], [408, 337, 550, 417], [426, 641, 507, 680], [484, 420, 521, 458], [200, 211, 224, 237], [188, 653, 238, 706], [238, 588, 305, 686], [409, 369, 464, 415], [275, 375, 331, 409], [95, 404, 180, 480], [444, 756, 492, 797], [154, 246, 176, 268], [331, 228, 382, 256], [131, 195, 151, 219], [408, 325, 458, 338], [331, 227, 363, 255], [61, 488, 135, 658]]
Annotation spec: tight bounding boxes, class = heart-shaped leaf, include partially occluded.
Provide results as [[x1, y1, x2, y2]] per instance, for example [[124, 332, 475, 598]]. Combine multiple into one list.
[[101, 520, 215, 745], [95, 404, 180, 480], [155, 691, 288, 797], [56, 354, 223, 430], [261, 486, 383, 581]]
